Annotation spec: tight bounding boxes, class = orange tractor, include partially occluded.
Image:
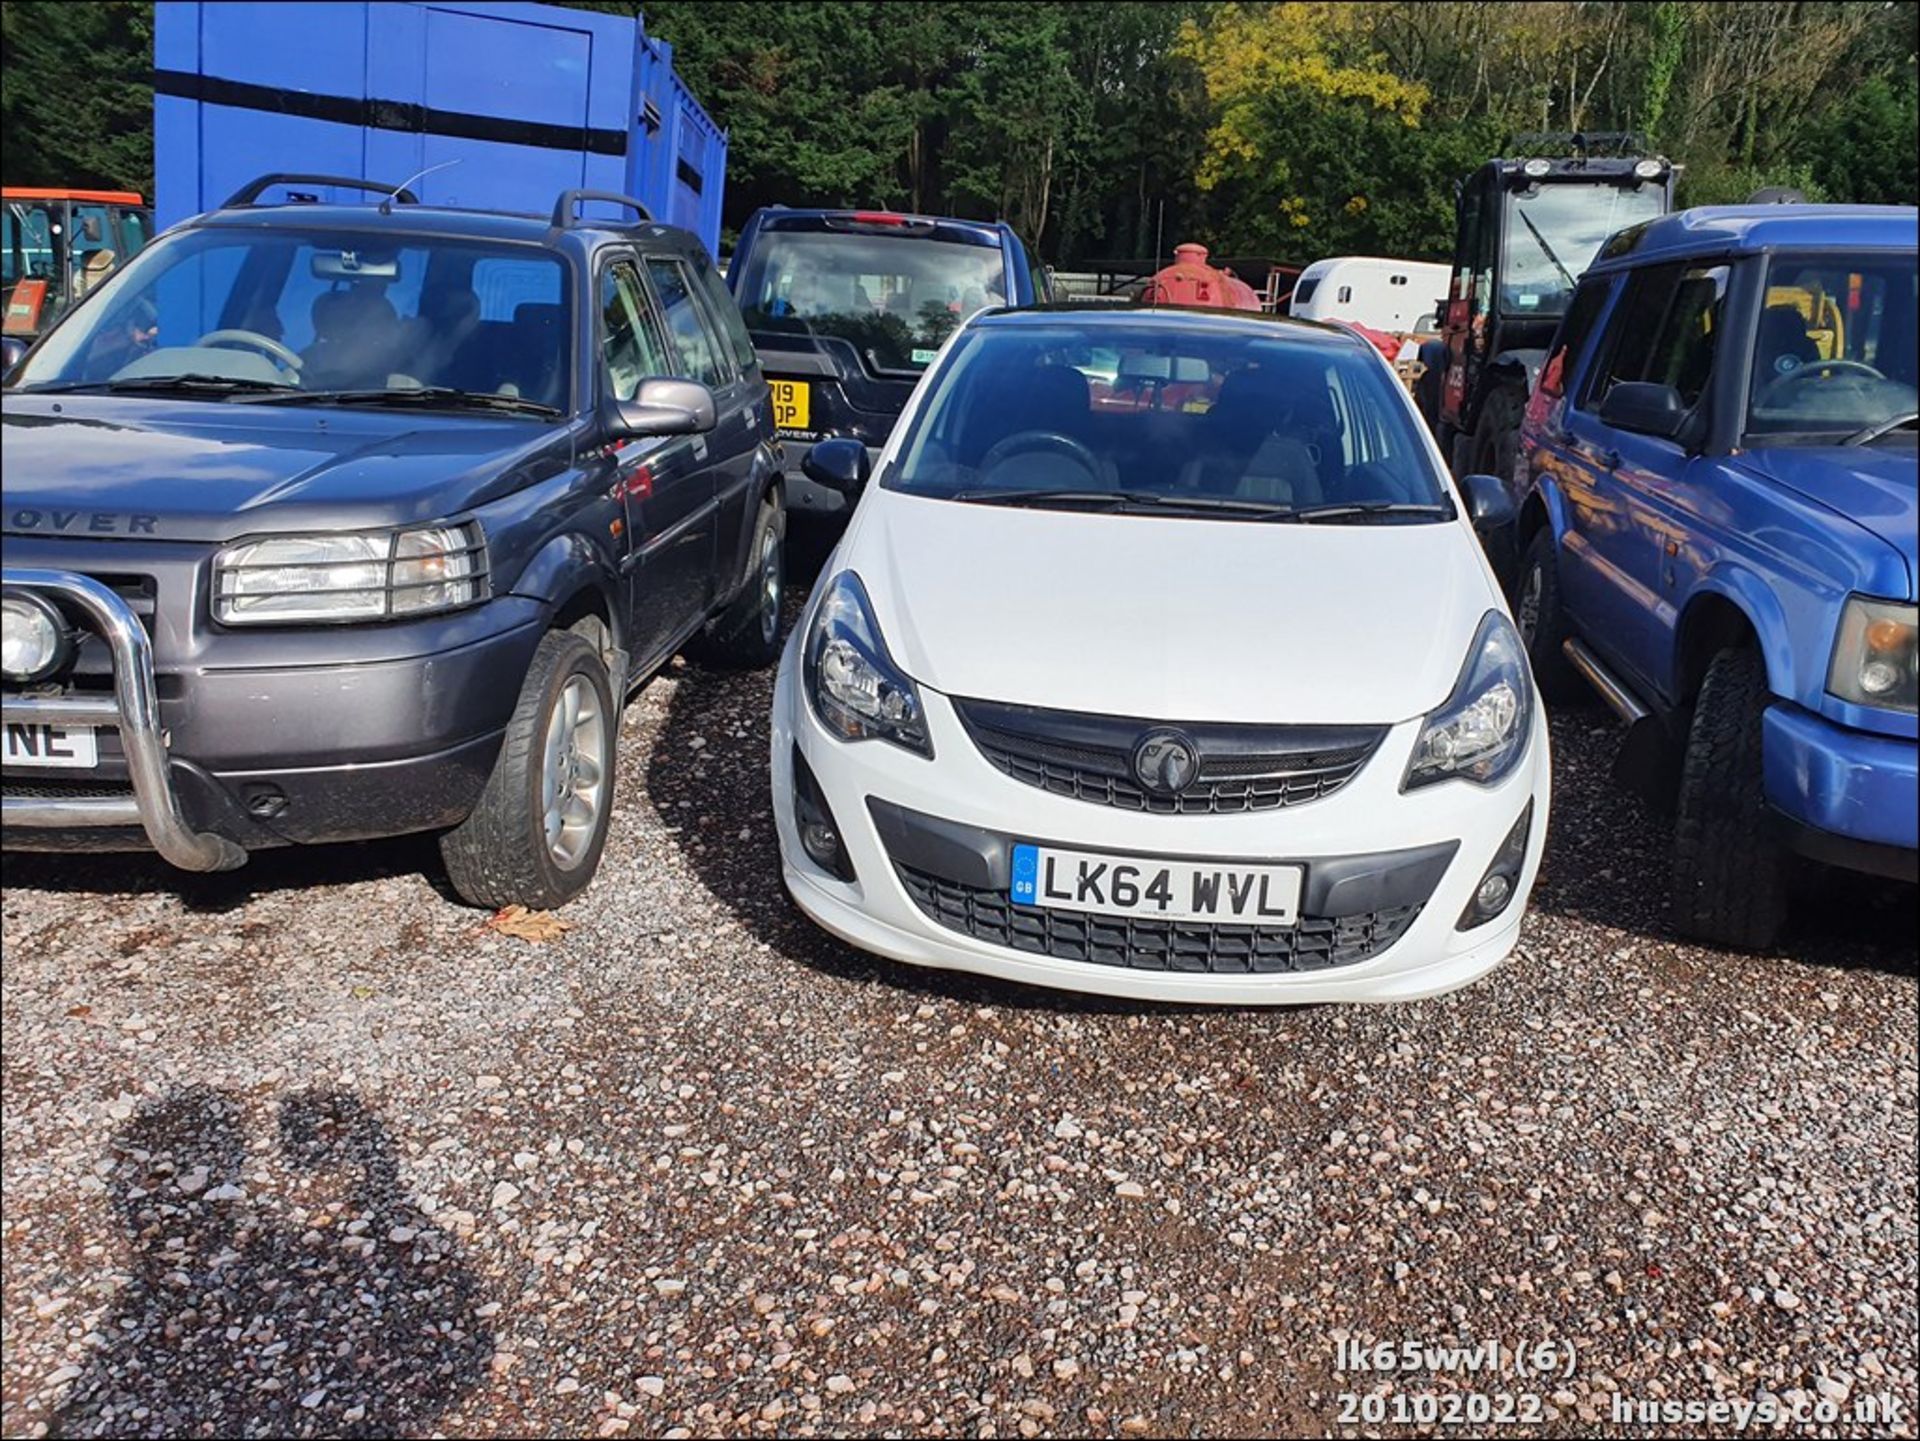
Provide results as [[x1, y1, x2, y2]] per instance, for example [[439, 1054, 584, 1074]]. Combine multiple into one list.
[[3, 187, 154, 341]]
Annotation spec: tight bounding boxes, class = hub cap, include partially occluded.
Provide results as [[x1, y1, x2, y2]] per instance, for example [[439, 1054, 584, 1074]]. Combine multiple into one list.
[[542, 676, 607, 870]]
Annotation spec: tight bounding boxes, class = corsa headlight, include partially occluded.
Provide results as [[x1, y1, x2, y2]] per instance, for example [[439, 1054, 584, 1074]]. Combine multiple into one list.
[[213, 522, 487, 625], [803, 571, 931, 757], [1405, 611, 1534, 790], [1828, 596, 1917, 713], [1, 589, 72, 682]]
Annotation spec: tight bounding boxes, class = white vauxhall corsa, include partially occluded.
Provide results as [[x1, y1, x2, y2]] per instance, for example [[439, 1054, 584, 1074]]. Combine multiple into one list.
[[769, 307, 1550, 1004]]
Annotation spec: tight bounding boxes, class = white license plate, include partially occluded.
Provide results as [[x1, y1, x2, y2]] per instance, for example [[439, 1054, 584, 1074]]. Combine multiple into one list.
[[2, 722, 99, 769], [1010, 844, 1302, 925]]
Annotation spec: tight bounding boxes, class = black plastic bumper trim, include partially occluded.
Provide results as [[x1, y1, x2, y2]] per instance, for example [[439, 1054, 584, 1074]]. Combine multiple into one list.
[[865, 797, 1457, 918]]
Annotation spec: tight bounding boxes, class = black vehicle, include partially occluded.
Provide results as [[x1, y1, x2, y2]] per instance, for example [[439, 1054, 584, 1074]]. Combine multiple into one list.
[[1, 176, 786, 908], [726, 207, 1050, 519], [1417, 134, 1675, 484]]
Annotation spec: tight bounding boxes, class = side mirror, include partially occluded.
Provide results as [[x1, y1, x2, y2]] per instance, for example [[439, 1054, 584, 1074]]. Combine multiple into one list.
[[1599, 381, 1687, 439], [1460, 472, 1516, 535], [605, 377, 716, 438], [1460, 472, 1518, 581], [1, 336, 28, 380], [801, 437, 871, 495]]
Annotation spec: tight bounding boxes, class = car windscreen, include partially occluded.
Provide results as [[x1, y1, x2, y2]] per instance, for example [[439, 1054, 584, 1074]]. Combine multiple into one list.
[[886, 320, 1451, 517], [1502, 182, 1666, 317], [12, 225, 571, 409], [1746, 251, 1919, 441], [732, 228, 1007, 373]]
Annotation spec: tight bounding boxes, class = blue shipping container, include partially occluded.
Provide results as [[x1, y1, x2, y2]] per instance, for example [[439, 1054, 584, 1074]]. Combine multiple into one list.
[[153, 1, 728, 254]]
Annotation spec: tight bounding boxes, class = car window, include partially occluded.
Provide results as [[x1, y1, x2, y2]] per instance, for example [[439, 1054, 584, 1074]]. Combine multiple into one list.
[[645, 255, 728, 388], [1643, 264, 1730, 409], [1580, 263, 1682, 412], [732, 229, 1008, 372], [1501, 181, 1666, 317], [1541, 277, 1611, 401], [472, 257, 561, 323], [601, 258, 674, 402], [890, 321, 1449, 515], [689, 248, 758, 375], [1747, 251, 1919, 438], [15, 227, 571, 409]]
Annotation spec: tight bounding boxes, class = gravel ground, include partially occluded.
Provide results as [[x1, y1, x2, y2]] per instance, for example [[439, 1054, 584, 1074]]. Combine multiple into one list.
[[3, 601, 1915, 1438]]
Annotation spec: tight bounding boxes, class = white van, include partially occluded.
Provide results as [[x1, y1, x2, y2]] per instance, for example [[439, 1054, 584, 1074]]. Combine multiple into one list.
[[1289, 256, 1449, 333]]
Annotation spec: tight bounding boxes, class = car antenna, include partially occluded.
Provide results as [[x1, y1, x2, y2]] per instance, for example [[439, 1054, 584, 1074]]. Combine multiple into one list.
[[380, 159, 460, 215]]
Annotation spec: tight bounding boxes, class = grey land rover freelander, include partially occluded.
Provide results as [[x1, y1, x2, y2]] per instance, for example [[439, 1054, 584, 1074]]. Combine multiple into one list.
[[1, 175, 787, 907]]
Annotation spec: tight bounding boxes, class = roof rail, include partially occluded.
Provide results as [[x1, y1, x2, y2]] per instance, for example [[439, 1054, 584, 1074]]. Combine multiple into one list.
[[552, 190, 653, 230], [221, 174, 419, 209]]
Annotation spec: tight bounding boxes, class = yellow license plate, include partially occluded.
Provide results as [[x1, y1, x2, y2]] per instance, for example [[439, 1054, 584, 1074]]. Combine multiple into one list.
[[770, 379, 811, 433]]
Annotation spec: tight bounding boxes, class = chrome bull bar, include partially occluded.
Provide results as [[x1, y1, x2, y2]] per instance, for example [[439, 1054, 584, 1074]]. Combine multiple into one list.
[[2, 568, 246, 871]]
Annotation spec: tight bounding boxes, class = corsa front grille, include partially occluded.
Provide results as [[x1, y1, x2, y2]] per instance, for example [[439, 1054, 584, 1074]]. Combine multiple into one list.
[[954, 698, 1385, 815], [896, 864, 1419, 973]]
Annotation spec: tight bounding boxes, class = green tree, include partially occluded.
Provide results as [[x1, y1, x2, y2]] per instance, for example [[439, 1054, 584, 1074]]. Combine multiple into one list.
[[1, 0, 155, 193]]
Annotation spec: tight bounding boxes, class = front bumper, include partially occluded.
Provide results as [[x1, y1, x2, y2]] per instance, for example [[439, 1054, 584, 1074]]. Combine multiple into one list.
[[770, 639, 1552, 1004], [3, 567, 543, 867], [1763, 702, 1919, 882]]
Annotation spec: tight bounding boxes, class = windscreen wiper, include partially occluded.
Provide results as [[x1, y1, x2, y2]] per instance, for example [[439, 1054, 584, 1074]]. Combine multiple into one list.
[[950, 488, 1131, 510], [1282, 501, 1456, 524], [1846, 411, 1920, 446], [1516, 209, 1577, 294], [20, 373, 299, 397], [950, 488, 1298, 517], [249, 386, 563, 417]]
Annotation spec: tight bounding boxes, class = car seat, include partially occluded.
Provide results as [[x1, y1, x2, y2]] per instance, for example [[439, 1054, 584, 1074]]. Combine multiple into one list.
[[1180, 368, 1324, 506], [495, 302, 567, 407], [1755, 304, 1819, 381], [302, 286, 404, 389], [410, 287, 483, 390]]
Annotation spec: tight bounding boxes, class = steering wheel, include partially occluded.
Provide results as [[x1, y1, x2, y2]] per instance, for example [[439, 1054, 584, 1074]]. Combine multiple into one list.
[[1756, 357, 1885, 409], [977, 430, 1105, 488], [194, 328, 304, 375]]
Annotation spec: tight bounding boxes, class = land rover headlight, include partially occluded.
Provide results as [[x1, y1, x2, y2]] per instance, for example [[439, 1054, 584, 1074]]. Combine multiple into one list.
[[2, 590, 71, 681], [1405, 612, 1534, 789], [1828, 596, 1918, 713], [213, 522, 487, 624]]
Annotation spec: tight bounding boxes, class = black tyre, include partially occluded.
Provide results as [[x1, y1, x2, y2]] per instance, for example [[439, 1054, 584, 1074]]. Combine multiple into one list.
[[1669, 646, 1790, 950], [1514, 528, 1580, 702], [1472, 384, 1524, 486], [440, 629, 615, 910], [695, 490, 787, 670]]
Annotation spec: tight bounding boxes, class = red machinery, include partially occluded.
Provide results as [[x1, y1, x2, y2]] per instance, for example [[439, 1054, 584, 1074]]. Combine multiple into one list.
[[1141, 243, 1262, 311]]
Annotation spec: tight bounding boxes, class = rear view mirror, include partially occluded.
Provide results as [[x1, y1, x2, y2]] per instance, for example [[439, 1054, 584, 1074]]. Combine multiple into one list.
[[1599, 381, 1687, 439], [606, 377, 716, 438], [801, 437, 871, 495], [0, 336, 27, 381]]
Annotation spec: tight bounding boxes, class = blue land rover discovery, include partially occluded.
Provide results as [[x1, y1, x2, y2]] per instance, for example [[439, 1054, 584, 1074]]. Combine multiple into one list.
[[1514, 204, 1917, 948]]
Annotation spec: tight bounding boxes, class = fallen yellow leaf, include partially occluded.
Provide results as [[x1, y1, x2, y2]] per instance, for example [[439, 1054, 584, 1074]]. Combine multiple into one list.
[[486, 904, 574, 943]]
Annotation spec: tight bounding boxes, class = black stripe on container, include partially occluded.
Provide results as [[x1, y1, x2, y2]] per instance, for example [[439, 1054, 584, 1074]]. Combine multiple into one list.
[[153, 69, 628, 158]]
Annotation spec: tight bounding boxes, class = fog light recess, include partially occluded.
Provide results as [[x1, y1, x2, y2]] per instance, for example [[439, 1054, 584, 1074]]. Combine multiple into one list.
[[1458, 800, 1532, 931], [791, 745, 856, 883]]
